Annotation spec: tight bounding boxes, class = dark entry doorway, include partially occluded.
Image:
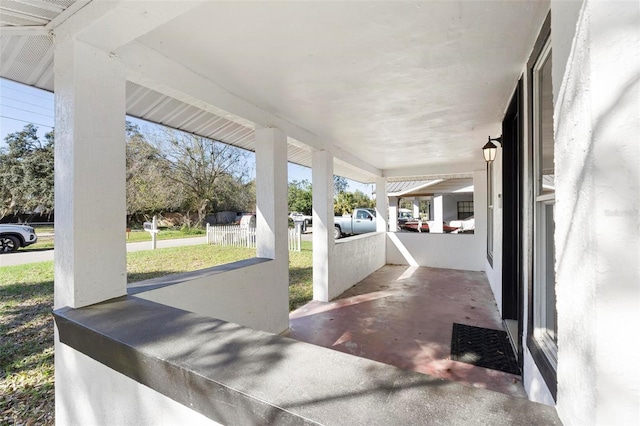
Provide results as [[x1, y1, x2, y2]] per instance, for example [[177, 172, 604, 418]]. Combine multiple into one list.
[[501, 79, 523, 365]]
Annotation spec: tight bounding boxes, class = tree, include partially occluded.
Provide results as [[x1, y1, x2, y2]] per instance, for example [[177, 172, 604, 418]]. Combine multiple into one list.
[[126, 123, 184, 223], [0, 124, 54, 220], [150, 127, 251, 226], [334, 190, 375, 216], [334, 176, 348, 194], [288, 180, 313, 215]]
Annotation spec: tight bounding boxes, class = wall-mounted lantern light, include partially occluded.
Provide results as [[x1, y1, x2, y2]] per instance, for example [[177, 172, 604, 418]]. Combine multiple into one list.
[[482, 136, 503, 163]]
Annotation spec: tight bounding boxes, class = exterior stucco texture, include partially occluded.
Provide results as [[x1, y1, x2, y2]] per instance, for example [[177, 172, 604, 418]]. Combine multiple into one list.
[[54, 296, 561, 425]]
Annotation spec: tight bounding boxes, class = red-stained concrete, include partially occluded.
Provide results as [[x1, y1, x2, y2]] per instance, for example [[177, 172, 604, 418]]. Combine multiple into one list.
[[284, 265, 526, 398]]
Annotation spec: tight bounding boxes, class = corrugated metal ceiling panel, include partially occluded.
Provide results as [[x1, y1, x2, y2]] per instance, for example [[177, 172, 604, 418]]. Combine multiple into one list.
[[0, 0, 371, 183]]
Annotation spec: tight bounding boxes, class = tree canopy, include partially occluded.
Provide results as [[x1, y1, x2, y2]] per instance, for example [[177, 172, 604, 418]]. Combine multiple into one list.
[[287, 176, 375, 216], [1, 123, 371, 226], [146, 126, 254, 226], [0, 124, 54, 220]]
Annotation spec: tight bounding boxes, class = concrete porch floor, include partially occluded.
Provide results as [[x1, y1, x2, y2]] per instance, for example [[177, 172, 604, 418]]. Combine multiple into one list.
[[284, 265, 526, 399]]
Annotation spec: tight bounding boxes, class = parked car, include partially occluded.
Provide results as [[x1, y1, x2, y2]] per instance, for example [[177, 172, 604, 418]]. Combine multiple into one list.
[[397, 208, 414, 227], [0, 224, 38, 253], [400, 220, 459, 233], [289, 212, 312, 225], [334, 208, 377, 239]]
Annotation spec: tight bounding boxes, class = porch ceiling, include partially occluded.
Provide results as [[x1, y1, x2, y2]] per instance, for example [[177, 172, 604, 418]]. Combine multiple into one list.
[[0, 1, 549, 182]]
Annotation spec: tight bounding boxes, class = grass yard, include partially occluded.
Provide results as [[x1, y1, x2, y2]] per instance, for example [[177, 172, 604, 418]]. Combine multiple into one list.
[[20, 227, 206, 252], [0, 242, 312, 424]]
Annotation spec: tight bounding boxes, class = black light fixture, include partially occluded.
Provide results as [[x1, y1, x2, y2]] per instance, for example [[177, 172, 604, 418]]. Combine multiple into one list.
[[482, 136, 502, 163]]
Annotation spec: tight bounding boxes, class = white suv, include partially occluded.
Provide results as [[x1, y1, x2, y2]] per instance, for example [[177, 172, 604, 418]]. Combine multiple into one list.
[[0, 224, 38, 253]]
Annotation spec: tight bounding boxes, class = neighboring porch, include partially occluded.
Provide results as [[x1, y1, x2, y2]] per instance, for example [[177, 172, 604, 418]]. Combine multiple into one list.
[[286, 265, 525, 398]]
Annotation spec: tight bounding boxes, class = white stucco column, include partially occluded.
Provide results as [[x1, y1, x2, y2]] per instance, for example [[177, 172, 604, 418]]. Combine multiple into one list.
[[388, 196, 399, 232], [412, 197, 420, 219], [254, 127, 289, 332], [376, 177, 388, 232], [53, 38, 126, 309], [255, 127, 288, 263], [312, 150, 334, 302], [432, 194, 444, 233]]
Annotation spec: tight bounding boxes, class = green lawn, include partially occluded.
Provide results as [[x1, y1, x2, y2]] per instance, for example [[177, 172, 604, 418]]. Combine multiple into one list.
[[20, 227, 206, 251], [0, 242, 312, 425]]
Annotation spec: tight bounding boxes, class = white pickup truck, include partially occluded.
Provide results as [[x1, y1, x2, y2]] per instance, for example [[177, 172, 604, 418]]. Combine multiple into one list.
[[333, 208, 377, 239]]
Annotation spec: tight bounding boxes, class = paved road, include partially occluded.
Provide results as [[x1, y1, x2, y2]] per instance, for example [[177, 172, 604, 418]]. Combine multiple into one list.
[[0, 236, 208, 267]]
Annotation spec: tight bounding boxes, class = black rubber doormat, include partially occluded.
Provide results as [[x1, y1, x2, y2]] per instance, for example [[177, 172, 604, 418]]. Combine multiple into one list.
[[450, 323, 520, 375]]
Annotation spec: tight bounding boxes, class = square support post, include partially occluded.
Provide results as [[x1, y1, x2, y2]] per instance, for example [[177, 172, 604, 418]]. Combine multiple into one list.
[[312, 150, 334, 302], [254, 127, 289, 333], [432, 194, 444, 233], [376, 177, 388, 233], [413, 197, 421, 219], [388, 196, 399, 232], [255, 127, 289, 262], [54, 39, 127, 309]]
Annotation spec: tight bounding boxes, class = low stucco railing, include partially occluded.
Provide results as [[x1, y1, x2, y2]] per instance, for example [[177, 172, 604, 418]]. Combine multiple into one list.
[[386, 231, 484, 270], [129, 257, 289, 334], [53, 296, 561, 425], [332, 231, 386, 300]]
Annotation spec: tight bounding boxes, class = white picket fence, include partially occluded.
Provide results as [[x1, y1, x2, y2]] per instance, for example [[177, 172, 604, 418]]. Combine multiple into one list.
[[206, 225, 301, 252]]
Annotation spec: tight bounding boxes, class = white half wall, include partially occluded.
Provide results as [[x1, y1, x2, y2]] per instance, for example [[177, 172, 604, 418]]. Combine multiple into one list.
[[136, 260, 288, 334], [55, 339, 219, 426], [386, 233, 484, 271], [331, 232, 386, 300]]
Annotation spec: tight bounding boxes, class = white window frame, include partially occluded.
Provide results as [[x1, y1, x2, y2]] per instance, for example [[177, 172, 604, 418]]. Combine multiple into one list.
[[532, 39, 557, 369], [487, 161, 494, 266]]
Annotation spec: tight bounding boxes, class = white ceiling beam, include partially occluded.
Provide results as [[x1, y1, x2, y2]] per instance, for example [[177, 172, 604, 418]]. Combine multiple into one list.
[[118, 42, 318, 147], [118, 42, 382, 178], [53, 0, 201, 52], [384, 162, 480, 179], [332, 146, 383, 179]]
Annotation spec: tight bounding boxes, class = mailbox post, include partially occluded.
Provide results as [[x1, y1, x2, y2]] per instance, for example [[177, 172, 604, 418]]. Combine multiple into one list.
[[293, 217, 306, 234], [143, 215, 159, 250]]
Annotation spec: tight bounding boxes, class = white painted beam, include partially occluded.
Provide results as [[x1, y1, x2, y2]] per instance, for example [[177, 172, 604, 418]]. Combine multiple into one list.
[[384, 162, 479, 179], [118, 42, 382, 178], [54, 0, 201, 52]]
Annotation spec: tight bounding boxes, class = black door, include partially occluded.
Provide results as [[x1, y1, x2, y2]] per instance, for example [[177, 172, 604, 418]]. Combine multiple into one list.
[[501, 79, 523, 364]]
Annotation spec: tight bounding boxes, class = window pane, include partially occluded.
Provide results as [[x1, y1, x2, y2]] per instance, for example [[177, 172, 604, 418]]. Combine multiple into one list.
[[544, 203, 557, 343], [539, 53, 555, 194]]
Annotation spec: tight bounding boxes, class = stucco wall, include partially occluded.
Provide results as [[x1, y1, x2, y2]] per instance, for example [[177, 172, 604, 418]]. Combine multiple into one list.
[[386, 232, 484, 271], [55, 339, 219, 426], [552, 1, 640, 424], [136, 259, 290, 334], [332, 232, 386, 300]]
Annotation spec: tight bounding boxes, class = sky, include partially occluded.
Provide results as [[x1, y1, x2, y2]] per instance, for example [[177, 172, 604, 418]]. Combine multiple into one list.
[[0, 78, 371, 194]]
